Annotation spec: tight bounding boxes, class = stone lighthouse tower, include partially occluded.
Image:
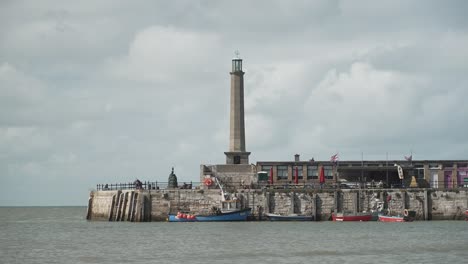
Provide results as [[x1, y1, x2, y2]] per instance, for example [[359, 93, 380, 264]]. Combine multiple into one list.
[[225, 53, 250, 164]]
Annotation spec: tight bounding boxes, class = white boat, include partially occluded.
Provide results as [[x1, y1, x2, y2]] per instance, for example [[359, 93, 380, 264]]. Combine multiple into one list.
[[265, 213, 314, 221]]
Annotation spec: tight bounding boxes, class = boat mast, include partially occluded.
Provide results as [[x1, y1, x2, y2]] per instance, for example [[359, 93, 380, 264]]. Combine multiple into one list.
[[214, 177, 227, 201]]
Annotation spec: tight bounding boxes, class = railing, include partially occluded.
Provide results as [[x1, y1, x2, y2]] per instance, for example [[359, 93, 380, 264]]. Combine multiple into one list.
[[96, 181, 200, 191], [96, 180, 468, 191]]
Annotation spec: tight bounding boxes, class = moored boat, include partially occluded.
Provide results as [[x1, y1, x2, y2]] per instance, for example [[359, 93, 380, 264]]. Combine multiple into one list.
[[265, 213, 314, 221], [168, 208, 252, 222], [378, 215, 405, 222], [332, 212, 373, 221], [378, 209, 414, 222], [168, 176, 252, 222]]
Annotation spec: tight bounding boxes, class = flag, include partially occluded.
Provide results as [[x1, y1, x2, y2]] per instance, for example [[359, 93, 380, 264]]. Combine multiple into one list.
[[404, 155, 412, 162], [330, 153, 339, 163], [396, 164, 404, 179], [319, 166, 325, 184]]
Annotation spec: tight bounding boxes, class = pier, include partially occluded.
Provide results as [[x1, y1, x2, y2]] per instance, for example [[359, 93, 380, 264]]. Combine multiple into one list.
[[86, 186, 468, 222]]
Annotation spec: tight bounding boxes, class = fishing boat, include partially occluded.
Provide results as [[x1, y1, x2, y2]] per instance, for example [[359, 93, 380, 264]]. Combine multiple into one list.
[[378, 215, 405, 222], [168, 208, 252, 222], [332, 212, 373, 221], [265, 213, 314, 221], [168, 177, 252, 222], [378, 209, 414, 222]]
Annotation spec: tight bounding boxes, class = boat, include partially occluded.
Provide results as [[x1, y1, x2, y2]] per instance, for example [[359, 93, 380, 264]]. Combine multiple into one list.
[[378, 215, 406, 222], [370, 197, 385, 221], [168, 208, 252, 222], [332, 212, 373, 221], [168, 177, 252, 222], [378, 209, 414, 222], [265, 213, 314, 221]]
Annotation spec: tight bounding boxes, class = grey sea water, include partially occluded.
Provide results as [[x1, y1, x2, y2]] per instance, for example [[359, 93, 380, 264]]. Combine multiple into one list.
[[0, 207, 467, 264]]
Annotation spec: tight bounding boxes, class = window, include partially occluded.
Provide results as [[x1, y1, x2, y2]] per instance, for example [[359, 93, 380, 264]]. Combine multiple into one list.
[[307, 166, 318, 179], [293, 166, 303, 179], [261, 165, 272, 173], [277, 166, 288, 180], [416, 168, 425, 179], [324, 166, 333, 179], [234, 156, 241, 164]]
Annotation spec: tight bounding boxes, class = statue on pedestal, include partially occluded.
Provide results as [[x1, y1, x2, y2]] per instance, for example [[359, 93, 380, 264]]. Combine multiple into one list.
[[168, 167, 178, 189]]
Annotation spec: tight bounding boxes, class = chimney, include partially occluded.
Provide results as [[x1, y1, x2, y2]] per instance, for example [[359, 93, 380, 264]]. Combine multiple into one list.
[[294, 154, 300, 162]]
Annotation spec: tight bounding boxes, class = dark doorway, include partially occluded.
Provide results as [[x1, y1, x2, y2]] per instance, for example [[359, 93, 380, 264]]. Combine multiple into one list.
[[234, 156, 241, 164]]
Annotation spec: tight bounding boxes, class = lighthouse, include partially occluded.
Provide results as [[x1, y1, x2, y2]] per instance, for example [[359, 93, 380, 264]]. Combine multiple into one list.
[[225, 52, 250, 165]]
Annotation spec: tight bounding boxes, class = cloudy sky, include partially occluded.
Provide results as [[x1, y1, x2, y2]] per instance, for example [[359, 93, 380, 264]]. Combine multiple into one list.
[[1, 0, 468, 206]]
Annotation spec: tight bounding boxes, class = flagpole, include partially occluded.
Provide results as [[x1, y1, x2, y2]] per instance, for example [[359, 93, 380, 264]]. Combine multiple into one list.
[[361, 151, 364, 189], [386, 152, 389, 188], [410, 149, 413, 166], [337, 153, 339, 187]]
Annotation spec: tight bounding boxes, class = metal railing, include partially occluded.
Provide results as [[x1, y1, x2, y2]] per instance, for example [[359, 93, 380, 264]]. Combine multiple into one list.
[[96, 181, 200, 191], [95, 180, 468, 191]]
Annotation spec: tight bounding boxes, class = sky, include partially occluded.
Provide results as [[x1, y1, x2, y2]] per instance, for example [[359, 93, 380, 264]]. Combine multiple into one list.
[[1, 0, 468, 206]]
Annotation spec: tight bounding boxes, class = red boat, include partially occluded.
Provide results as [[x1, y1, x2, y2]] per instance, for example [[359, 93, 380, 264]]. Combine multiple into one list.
[[378, 215, 406, 222], [332, 212, 373, 221], [378, 209, 414, 222]]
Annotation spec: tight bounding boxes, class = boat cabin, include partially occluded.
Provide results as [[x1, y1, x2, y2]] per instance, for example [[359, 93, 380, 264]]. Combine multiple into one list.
[[221, 200, 241, 213]]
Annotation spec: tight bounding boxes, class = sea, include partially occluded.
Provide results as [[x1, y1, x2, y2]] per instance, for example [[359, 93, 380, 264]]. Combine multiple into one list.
[[1, 207, 467, 264]]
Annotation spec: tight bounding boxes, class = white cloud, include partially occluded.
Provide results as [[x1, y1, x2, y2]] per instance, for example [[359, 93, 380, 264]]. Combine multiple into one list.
[[0, 63, 45, 105], [246, 62, 309, 112], [105, 26, 222, 83], [303, 62, 425, 141]]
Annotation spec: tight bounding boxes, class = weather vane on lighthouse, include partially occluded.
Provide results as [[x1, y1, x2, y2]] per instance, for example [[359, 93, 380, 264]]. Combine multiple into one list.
[[234, 50, 240, 58]]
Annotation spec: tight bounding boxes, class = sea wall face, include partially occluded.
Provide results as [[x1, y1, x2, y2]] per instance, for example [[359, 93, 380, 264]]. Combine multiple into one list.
[[87, 189, 468, 221], [150, 189, 224, 221], [430, 190, 468, 220], [87, 190, 116, 220]]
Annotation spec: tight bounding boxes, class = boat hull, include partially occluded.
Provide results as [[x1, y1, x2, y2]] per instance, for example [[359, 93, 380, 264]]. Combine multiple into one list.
[[332, 213, 373, 222], [378, 215, 414, 222], [266, 213, 314, 221], [168, 208, 251, 222]]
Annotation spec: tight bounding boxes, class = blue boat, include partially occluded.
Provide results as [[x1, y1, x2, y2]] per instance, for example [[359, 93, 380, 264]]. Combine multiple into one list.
[[168, 178, 252, 222], [168, 208, 252, 222]]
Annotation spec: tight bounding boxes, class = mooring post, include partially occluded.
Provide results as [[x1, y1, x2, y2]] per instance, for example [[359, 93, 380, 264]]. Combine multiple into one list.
[[312, 194, 317, 221]]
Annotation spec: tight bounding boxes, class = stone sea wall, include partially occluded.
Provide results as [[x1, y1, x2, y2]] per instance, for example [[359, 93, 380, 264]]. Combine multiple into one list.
[[86, 188, 468, 221]]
